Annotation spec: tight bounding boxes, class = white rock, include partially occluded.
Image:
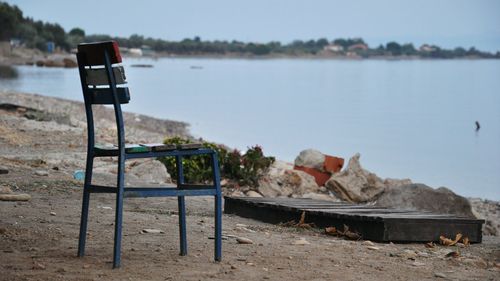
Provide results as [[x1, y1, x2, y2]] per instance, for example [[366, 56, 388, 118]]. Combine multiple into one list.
[[326, 153, 403, 202], [246, 190, 263, 198], [300, 192, 338, 202], [236, 237, 254, 244], [34, 170, 49, 176], [128, 160, 171, 184], [294, 149, 325, 170], [0, 193, 31, 201], [362, 240, 375, 246], [292, 238, 310, 245], [141, 228, 164, 234]]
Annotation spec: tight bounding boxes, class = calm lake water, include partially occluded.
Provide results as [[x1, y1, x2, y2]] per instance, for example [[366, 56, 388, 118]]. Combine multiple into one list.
[[2, 58, 499, 200]]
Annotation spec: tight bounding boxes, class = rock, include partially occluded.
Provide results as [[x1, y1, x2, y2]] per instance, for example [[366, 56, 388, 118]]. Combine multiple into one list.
[[43, 59, 65, 68], [266, 160, 294, 178], [326, 153, 411, 203], [434, 272, 447, 279], [34, 170, 49, 176], [258, 161, 320, 197], [411, 261, 425, 267], [0, 168, 8, 174], [32, 262, 46, 270], [63, 58, 77, 68], [0, 193, 31, 201], [294, 149, 325, 170], [141, 229, 164, 234], [0, 185, 13, 194], [362, 241, 375, 246], [245, 190, 263, 198], [299, 192, 338, 202], [127, 160, 172, 184], [231, 190, 245, 197], [292, 238, 310, 245], [236, 237, 253, 244], [367, 246, 380, 251], [50, 212, 56, 216], [469, 198, 500, 236], [375, 184, 475, 218]]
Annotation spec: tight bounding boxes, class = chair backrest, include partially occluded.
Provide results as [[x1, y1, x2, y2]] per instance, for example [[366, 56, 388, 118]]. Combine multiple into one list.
[[77, 41, 128, 151], [77, 41, 130, 105]]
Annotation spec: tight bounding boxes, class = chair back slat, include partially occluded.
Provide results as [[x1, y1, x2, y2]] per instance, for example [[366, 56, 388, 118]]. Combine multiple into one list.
[[88, 88, 130, 104], [77, 41, 130, 105], [85, 66, 127, 86], [78, 41, 122, 65]]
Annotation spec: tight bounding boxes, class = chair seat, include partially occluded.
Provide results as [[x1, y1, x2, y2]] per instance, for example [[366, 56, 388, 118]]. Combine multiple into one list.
[[94, 143, 204, 156]]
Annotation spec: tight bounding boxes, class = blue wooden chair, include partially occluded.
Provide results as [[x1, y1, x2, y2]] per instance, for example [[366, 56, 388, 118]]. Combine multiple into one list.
[[75, 41, 222, 268]]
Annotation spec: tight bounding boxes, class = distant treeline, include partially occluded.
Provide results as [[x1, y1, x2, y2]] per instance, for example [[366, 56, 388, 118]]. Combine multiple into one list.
[[1, 1, 499, 59]]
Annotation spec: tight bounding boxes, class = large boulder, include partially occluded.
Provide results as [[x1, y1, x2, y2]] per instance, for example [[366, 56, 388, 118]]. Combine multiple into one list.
[[127, 159, 172, 184], [375, 184, 475, 218], [92, 159, 172, 186], [325, 153, 411, 202], [257, 160, 320, 197]]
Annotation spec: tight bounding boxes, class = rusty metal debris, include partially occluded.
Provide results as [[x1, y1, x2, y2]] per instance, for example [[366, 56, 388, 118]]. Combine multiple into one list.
[[280, 211, 315, 229], [324, 224, 361, 241]]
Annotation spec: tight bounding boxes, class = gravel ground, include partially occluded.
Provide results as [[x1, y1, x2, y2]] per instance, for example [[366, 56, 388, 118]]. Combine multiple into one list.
[[1, 91, 499, 280]]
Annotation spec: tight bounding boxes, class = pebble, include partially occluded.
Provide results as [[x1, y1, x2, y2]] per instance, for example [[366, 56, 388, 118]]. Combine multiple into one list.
[[0, 193, 31, 201], [236, 237, 254, 244], [0, 168, 8, 174], [434, 272, 447, 278], [0, 186, 13, 194], [292, 238, 310, 245], [411, 261, 426, 267], [32, 262, 46, 270], [34, 170, 49, 176], [367, 246, 380, 251], [362, 240, 375, 246], [50, 212, 56, 216], [141, 229, 164, 234], [230, 264, 237, 269]]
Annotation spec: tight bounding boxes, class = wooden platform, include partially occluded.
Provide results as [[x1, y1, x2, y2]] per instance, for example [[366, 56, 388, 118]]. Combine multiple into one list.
[[224, 197, 484, 243]]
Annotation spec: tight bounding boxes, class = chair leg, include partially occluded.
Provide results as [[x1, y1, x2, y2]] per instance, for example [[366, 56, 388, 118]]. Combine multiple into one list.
[[211, 153, 222, 262], [113, 157, 125, 268], [78, 157, 94, 257], [214, 193, 222, 261], [176, 155, 187, 256], [77, 189, 90, 257], [178, 196, 187, 256]]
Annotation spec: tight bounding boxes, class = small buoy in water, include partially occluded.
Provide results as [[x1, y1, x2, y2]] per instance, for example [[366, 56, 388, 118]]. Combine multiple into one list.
[[475, 121, 481, 131]]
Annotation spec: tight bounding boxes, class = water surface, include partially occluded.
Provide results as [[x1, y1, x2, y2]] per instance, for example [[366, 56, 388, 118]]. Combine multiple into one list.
[[2, 58, 499, 200]]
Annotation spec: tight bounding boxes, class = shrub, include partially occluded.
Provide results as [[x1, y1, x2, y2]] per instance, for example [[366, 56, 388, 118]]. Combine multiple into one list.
[[0, 65, 18, 79], [158, 137, 275, 187]]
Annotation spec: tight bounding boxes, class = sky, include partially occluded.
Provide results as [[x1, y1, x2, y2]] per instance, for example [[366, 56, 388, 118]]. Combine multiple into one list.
[[5, 0, 500, 52]]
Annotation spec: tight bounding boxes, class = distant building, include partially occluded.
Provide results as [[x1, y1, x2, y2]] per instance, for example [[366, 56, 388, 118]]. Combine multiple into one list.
[[141, 45, 155, 56], [347, 43, 368, 51], [419, 44, 436, 52], [323, 44, 344, 52], [10, 38, 21, 48], [129, 48, 143, 56]]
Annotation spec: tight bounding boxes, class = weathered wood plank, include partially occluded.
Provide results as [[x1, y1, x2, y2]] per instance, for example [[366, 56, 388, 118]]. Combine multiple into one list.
[[224, 196, 484, 243]]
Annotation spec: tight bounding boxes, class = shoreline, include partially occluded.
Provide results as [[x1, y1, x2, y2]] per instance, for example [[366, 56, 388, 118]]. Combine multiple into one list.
[[1, 47, 499, 68]]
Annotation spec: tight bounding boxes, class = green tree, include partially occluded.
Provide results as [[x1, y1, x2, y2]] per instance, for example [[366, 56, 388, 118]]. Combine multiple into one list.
[[386, 41, 402, 56], [0, 2, 22, 40], [69, 27, 85, 37]]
